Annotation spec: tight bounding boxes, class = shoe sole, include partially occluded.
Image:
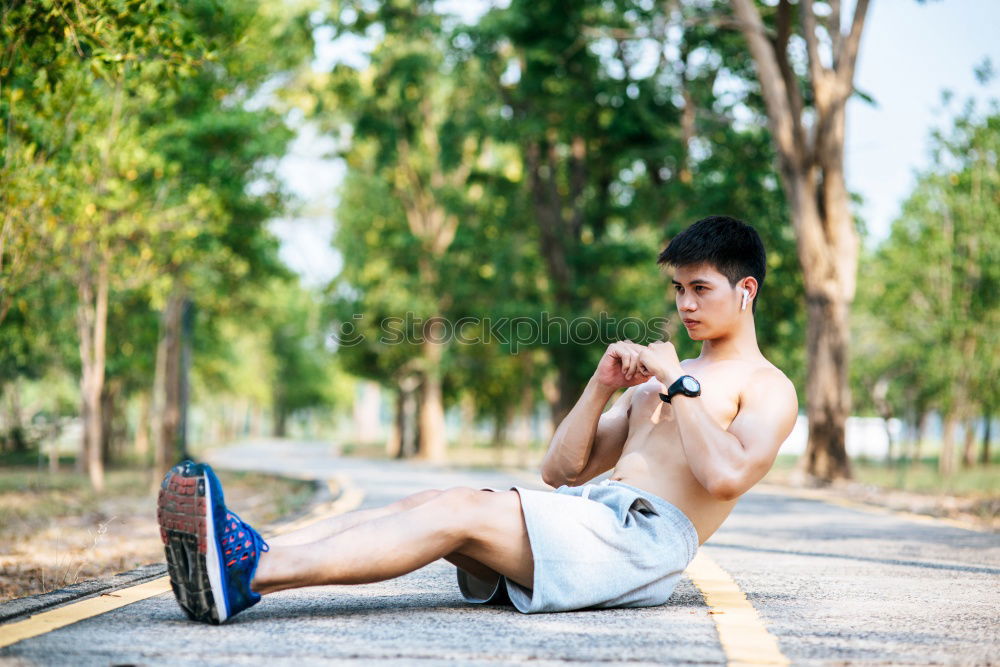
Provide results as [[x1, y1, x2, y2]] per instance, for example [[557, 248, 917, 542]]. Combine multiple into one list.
[[157, 466, 229, 624]]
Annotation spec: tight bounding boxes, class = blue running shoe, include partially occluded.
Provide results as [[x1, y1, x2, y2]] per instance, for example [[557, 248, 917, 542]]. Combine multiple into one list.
[[157, 460, 270, 624]]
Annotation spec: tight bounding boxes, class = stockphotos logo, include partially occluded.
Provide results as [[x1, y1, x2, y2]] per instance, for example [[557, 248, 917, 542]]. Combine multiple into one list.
[[330, 312, 673, 352]]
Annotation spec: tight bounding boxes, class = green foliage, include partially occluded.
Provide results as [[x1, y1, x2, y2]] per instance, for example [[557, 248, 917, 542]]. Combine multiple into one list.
[[317, 0, 805, 423], [1, 0, 329, 460], [852, 100, 1000, 428], [266, 279, 342, 422], [2, 0, 886, 463]]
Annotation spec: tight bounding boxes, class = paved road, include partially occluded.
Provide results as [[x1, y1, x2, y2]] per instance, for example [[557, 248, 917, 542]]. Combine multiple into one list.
[[2, 440, 998, 665]]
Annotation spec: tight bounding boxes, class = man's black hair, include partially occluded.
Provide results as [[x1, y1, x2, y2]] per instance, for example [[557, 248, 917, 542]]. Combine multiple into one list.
[[657, 215, 766, 315]]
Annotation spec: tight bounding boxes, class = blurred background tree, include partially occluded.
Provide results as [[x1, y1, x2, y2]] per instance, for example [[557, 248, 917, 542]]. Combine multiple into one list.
[[312, 0, 803, 460], [852, 99, 999, 476]]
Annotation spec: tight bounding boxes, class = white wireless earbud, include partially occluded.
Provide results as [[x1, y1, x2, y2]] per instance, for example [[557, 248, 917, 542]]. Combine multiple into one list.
[[741, 289, 749, 311]]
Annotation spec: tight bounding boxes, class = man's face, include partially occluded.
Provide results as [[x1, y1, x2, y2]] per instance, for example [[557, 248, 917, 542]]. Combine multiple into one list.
[[670, 263, 741, 340]]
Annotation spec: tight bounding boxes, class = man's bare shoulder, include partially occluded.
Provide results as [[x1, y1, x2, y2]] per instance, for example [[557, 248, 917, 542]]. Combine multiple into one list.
[[759, 360, 796, 391], [736, 362, 799, 426], [681, 355, 785, 383]]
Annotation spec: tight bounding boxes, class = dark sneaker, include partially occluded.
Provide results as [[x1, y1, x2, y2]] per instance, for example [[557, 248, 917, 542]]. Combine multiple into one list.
[[157, 460, 270, 624]]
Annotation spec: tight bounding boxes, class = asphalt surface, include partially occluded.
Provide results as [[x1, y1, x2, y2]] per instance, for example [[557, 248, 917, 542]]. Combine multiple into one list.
[[1, 440, 997, 665]]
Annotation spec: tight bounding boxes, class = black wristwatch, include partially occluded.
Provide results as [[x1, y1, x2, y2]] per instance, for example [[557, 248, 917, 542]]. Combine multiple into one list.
[[659, 375, 701, 403]]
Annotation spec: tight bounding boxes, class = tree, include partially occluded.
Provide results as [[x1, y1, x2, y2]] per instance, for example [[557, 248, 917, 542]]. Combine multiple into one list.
[[2, 0, 219, 489], [854, 100, 1000, 474], [319, 0, 807, 460], [264, 279, 340, 438], [2, 0, 312, 486], [316, 1, 484, 461], [461, 0, 807, 420], [728, 0, 870, 480]]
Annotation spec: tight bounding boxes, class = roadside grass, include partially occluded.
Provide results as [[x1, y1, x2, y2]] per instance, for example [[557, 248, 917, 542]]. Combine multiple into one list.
[[0, 454, 315, 603], [768, 453, 999, 497]]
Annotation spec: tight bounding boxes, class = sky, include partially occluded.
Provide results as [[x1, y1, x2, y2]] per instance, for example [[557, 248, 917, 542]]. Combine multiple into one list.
[[270, 0, 1000, 287], [847, 0, 1000, 248]]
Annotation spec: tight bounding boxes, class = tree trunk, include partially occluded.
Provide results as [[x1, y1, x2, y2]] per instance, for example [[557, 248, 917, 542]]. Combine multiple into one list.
[[514, 353, 536, 468], [801, 289, 852, 480], [545, 339, 588, 429], [730, 0, 869, 483], [178, 298, 194, 455], [911, 411, 928, 469], [387, 388, 404, 459], [391, 375, 421, 459], [273, 408, 288, 438], [150, 331, 166, 467], [525, 138, 592, 428], [100, 379, 117, 466], [417, 334, 447, 462], [76, 252, 109, 491], [541, 370, 561, 445], [134, 391, 151, 462], [873, 377, 893, 464], [4, 382, 27, 454], [458, 392, 476, 450], [939, 413, 957, 476], [980, 414, 992, 466], [514, 387, 534, 469], [961, 417, 978, 468], [156, 287, 184, 478], [403, 381, 419, 459]]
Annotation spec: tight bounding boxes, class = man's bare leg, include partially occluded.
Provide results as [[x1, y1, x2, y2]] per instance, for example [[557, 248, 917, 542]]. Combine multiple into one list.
[[251, 487, 532, 595], [267, 489, 442, 547], [267, 489, 501, 581]]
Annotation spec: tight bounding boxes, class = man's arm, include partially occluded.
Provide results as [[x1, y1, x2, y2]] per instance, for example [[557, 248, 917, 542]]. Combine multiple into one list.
[[540, 341, 647, 487], [539, 378, 633, 488], [636, 341, 798, 500], [671, 367, 798, 501]]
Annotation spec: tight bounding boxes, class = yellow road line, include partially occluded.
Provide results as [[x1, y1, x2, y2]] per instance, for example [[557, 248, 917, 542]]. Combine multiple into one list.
[[685, 551, 789, 666], [0, 578, 172, 649], [0, 476, 365, 650]]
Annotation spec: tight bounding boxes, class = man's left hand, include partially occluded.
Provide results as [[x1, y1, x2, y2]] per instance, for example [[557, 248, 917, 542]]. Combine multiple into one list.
[[638, 341, 684, 386]]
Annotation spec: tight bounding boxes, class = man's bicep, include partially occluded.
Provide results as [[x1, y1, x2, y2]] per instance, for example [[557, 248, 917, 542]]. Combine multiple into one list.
[[727, 372, 798, 484]]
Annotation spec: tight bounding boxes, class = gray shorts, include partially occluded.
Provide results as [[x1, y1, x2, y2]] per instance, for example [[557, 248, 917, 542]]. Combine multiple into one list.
[[456, 478, 699, 614]]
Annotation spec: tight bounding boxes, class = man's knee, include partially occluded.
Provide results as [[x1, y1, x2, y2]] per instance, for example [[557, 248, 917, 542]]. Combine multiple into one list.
[[399, 488, 444, 510], [428, 487, 497, 536], [436, 486, 485, 510]]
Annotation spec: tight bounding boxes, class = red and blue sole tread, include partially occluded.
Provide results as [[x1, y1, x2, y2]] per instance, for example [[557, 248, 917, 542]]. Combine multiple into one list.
[[157, 462, 228, 624]]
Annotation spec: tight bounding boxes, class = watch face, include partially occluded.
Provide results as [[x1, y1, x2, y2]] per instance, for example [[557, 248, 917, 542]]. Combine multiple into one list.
[[681, 376, 700, 392]]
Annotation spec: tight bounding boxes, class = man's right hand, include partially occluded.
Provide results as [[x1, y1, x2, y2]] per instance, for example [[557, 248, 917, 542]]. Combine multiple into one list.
[[593, 340, 651, 390]]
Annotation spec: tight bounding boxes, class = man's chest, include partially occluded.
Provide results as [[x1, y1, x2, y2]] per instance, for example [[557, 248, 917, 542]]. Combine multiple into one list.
[[627, 365, 745, 432]]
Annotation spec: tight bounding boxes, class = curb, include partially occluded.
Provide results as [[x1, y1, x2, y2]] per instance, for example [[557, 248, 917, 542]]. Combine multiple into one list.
[[0, 563, 168, 624], [0, 473, 340, 625]]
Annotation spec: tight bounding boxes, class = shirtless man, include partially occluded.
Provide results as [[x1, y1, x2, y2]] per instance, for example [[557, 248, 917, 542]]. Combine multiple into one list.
[[157, 215, 799, 623]]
